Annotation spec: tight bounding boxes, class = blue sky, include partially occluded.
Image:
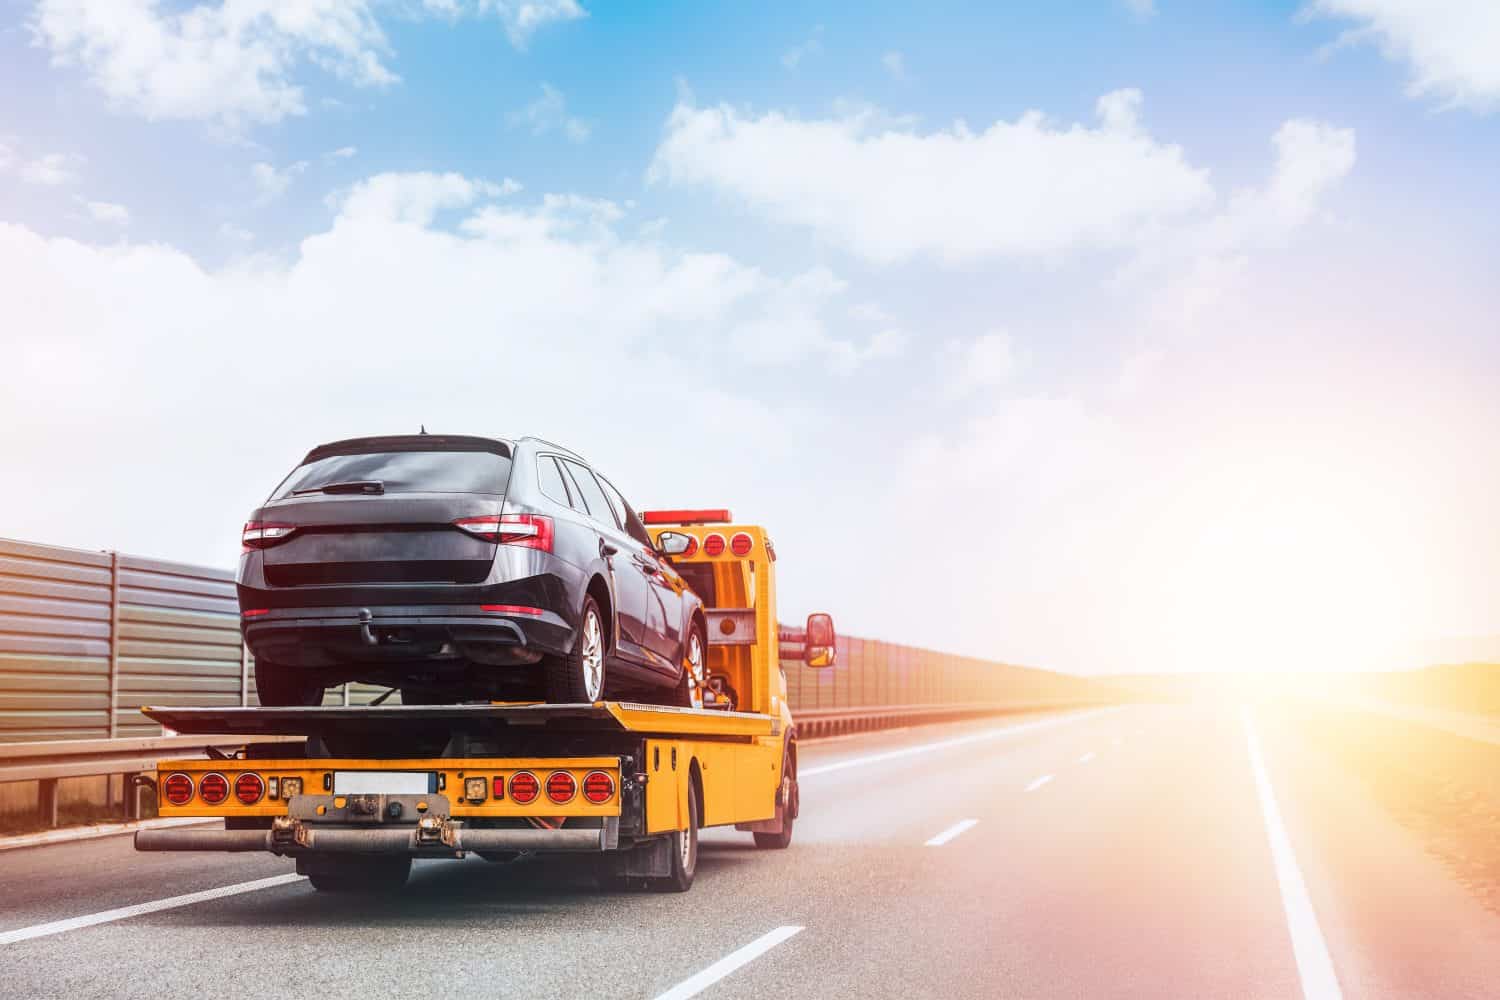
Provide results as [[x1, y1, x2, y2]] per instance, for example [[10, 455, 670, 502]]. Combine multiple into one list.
[[3, 1, 1499, 675]]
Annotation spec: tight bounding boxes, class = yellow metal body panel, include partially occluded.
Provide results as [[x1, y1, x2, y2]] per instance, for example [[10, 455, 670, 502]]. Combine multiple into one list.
[[153, 756, 621, 819], [642, 736, 782, 834], [605, 702, 777, 738]]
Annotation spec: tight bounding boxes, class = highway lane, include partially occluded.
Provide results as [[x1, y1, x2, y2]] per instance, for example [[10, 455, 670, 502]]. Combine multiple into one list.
[[0, 704, 1496, 999]]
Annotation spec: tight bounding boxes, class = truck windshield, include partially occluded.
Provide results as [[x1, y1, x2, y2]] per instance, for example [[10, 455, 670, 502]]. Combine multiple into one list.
[[271, 450, 512, 499]]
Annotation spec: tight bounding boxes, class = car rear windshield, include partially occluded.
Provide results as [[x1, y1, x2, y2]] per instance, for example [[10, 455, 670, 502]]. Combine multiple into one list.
[[270, 450, 513, 499]]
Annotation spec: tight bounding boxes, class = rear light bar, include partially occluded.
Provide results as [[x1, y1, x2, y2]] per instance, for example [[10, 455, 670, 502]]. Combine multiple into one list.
[[642, 509, 732, 525], [455, 513, 554, 552], [546, 771, 577, 804], [582, 771, 614, 804], [162, 772, 194, 806], [242, 521, 296, 551]]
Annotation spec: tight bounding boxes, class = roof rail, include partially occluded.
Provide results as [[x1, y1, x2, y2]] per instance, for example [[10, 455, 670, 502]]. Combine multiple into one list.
[[519, 436, 586, 462]]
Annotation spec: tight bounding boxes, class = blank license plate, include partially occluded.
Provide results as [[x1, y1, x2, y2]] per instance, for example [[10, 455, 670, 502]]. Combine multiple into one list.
[[333, 771, 435, 794]]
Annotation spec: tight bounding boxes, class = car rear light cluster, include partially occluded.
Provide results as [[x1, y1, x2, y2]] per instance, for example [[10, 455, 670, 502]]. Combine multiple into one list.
[[242, 521, 297, 551], [454, 513, 554, 552]]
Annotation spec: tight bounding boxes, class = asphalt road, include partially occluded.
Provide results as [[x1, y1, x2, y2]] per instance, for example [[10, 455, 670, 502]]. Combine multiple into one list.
[[1, 704, 1496, 999]]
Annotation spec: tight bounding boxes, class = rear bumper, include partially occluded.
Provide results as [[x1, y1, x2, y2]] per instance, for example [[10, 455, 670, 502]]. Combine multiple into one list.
[[242, 605, 573, 668], [135, 819, 618, 855]]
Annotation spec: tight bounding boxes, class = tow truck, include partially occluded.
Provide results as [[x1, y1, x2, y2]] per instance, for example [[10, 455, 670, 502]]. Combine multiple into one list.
[[134, 511, 835, 893]]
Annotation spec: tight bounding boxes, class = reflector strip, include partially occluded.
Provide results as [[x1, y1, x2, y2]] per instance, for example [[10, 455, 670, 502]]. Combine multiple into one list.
[[480, 604, 545, 616]]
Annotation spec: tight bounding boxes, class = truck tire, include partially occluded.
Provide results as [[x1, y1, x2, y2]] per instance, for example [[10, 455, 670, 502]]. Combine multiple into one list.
[[753, 744, 796, 850], [648, 777, 699, 893], [304, 855, 411, 893], [545, 597, 606, 704], [254, 660, 326, 707]]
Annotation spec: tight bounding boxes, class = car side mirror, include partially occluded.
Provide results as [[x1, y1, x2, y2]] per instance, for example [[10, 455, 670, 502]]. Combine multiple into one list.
[[656, 531, 693, 556], [805, 611, 836, 668]]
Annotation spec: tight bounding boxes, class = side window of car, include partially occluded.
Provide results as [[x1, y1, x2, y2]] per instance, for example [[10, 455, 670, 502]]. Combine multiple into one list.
[[536, 455, 574, 508], [561, 459, 619, 529], [597, 474, 654, 548]]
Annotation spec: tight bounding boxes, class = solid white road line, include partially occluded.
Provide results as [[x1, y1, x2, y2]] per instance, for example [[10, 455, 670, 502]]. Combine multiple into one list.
[[924, 819, 979, 847], [800, 707, 1119, 778], [1078, 751, 1096, 763], [1025, 774, 1053, 792], [652, 925, 804, 1000], [0, 874, 305, 946], [1241, 708, 1343, 1000]]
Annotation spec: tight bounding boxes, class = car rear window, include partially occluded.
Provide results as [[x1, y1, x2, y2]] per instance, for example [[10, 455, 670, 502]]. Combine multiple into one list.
[[271, 450, 513, 499]]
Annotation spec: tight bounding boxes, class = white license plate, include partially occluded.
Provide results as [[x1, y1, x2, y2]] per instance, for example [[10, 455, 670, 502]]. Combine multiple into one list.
[[333, 771, 433, 794]]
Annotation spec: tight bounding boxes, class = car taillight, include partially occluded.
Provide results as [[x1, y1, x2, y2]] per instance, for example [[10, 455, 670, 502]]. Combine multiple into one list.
[[582, 771, 614, 804], [235, 772, 265, 805], [703, 533, 726, 557], [509, 771, 539, 804], [546, 771, 576, 804], [454, 513, 554, 552], [198, 772, 230, 805], [730, 532, 753, 556], [242, 521, 296, 551], [162, 772, 194, 806]]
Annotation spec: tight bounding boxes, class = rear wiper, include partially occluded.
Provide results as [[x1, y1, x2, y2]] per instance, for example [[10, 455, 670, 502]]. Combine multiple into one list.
[[291, 480, 385, 496]]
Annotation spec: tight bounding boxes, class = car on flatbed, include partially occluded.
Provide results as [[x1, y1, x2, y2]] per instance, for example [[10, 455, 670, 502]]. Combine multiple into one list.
[[238, 434, 707, 708]]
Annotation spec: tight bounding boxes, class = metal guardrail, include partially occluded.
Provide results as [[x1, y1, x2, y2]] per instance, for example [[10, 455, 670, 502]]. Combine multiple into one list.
[[0, 701, 1110, 828]]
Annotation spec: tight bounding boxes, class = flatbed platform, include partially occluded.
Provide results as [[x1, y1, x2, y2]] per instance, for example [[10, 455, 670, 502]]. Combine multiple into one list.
[[144, 701, 780, 742]]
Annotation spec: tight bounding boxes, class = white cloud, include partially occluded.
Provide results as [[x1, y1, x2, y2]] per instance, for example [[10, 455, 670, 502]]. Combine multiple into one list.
[[0, 170, 885, 579], [451, 0, 588, 48], [218, 221, 254, 242], [31, 0, 399, 125], [881, 50, 906, 80], [781, 26, 823, 69], [19, 152, 84, 186], [650, 89, 1216, 265], [30, 1, 587, 127], [940, 332, 1017, 399], [1123, 0, 1157, 18], [81, 198, 129, 224], [1308, 0, 1500, 112], [0, 143, 14, 170], [507, 83, 591, 142], [251, 160, 309, 202], [327, 145, 358, 160]]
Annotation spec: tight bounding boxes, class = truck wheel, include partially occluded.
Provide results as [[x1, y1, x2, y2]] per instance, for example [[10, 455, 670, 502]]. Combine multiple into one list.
[[304, 855, 411, 893], [254, 660, 326, 707], [753, 745, 796, 850], [546, 597, 606, 703], [648, 777, 699, 893]]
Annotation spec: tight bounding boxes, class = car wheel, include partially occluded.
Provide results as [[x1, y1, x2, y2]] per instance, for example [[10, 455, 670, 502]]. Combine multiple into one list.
[[673, 621, 708, 709], [254, 660, 326, 707], [545, 596, 606, 704]]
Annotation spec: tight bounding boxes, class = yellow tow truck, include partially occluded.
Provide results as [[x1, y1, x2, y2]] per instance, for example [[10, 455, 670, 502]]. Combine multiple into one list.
[[135, 510, 835, 893]]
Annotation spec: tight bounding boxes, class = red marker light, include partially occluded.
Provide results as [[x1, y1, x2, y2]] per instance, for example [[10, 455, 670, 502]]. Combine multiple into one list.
[[730, 532, 753, 556], [703, 533, 726, 557]]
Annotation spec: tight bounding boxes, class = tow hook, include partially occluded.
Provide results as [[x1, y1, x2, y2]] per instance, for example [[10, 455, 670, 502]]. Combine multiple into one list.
[[415, 815, 455, 849], [357, 608, 377, 646], [270, 816, 307, 851]]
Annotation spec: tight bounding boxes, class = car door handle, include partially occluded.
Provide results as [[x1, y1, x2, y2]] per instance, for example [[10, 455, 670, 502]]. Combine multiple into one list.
[[600, 540, 619, 558]]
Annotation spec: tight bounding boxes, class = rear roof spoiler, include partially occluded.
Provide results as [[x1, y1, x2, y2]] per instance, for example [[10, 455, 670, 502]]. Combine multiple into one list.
[[303, 435, 513, 463]]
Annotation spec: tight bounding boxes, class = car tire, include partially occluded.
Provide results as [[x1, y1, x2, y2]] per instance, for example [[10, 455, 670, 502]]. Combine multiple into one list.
[[254, 660, 326, 707], [672, 620, 708, 709], [545, 596, 606, 704]]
